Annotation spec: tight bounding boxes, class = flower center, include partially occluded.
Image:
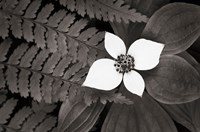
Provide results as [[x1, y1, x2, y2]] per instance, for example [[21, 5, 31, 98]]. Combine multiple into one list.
[[114, 54, 135, 73]]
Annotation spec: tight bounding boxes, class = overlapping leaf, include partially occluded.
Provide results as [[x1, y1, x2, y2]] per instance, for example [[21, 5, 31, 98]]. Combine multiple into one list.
[[57, 90, 105, 132], [101, 88, 177, 132], [161, 98, 200, 132]]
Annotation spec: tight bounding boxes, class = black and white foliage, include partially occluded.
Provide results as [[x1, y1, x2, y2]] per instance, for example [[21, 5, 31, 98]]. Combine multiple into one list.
[[0, 0, 200, 132]]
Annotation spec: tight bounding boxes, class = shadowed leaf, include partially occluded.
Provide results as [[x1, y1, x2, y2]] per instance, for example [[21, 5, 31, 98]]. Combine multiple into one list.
[[102, 88, 177, 132], [161, 98, 200, 132], [57, 92, 105, 132]]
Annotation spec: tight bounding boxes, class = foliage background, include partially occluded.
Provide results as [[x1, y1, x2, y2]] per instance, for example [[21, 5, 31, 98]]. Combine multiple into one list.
[[0, 0, 199, 132]]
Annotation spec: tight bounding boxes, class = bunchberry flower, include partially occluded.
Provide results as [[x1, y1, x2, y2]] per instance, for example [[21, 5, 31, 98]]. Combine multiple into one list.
[[82, 32, 164, 96]]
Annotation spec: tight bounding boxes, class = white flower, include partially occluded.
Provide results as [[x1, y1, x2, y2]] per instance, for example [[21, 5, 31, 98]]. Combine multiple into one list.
[[82, 32, 164, 97]]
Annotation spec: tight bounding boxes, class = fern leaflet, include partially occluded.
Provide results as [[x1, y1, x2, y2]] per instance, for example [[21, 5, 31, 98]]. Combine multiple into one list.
[[56, 0, 149, 23]]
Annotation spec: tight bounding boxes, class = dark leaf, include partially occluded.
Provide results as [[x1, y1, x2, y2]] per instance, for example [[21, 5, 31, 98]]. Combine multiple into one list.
[[57, 91, 105, 132], [102, 88, 177, 132], [178, 51, 200, 73], [142, 3, 200, 54], [161, 98, 200, 132], [143, 55, 200, 104]]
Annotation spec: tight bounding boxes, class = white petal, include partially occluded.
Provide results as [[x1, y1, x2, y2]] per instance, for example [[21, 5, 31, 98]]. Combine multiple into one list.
[[105, 32, 126, 59], [123, 70, 145, 97], [128, 39, 164, 70], [82, 59, 123, 91]]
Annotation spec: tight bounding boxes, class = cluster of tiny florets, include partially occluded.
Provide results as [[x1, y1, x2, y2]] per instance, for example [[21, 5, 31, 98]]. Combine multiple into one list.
[[114, 54, 135, 73]]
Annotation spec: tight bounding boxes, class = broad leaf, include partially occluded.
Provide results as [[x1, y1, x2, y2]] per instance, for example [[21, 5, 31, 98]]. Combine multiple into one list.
[[178, 51, 200, 74], [161, 98, 200, 132], [57, 92, 105, 132], [142, 3, 200, 54], [143, 55, 200, 104], [101, 88, 177, 132]]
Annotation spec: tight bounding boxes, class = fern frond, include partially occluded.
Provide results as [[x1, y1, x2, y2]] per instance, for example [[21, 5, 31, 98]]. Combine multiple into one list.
[[0, 93, 57, 132], [0, 0, 105, 60], [56, 0, 148, 23], [0, 39, 102, 103], [0, 38, 132, 105]]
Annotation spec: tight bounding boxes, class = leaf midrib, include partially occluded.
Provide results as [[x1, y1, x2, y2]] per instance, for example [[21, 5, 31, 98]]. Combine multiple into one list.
[[0, 61, 82, 86], [0, 9, 106, 53]]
